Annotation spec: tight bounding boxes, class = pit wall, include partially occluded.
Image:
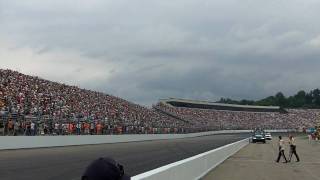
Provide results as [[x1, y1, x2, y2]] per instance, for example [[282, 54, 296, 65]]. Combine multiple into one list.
[[0, 129, 294, 150], [131, 138, 250, 180]]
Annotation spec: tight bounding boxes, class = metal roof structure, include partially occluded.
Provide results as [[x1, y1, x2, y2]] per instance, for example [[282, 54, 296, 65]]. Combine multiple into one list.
[[160, 98, 281, 112]]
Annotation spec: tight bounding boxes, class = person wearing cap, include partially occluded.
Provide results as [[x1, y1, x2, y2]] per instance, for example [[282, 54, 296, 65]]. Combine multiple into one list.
[[288, 135, 300, 162], [276, 136, 288, 163], [82, 157, 130, 180]]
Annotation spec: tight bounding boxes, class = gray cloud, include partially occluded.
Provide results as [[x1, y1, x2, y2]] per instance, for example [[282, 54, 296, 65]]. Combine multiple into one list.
[[1, 0, 320, 105]]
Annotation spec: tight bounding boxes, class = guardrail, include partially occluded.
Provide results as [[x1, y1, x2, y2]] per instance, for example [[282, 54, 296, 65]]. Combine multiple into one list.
[[132, 138, 250, 180], [0, 130, 251, 150]]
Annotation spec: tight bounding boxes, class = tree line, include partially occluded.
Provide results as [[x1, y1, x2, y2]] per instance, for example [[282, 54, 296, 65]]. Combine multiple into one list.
[[217, 89, 320, 108]]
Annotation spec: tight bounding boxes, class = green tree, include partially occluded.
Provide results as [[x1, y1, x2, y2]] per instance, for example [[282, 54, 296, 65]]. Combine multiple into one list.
[[217, 88, 320, 108], [312, 89, 320, 106]]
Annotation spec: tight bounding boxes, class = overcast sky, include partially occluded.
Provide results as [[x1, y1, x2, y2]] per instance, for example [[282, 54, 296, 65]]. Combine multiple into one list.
[[1, 0, 320, 105]]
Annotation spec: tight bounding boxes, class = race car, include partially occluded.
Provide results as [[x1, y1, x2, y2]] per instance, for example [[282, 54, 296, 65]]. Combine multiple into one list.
[[252, 129, 266, 143]]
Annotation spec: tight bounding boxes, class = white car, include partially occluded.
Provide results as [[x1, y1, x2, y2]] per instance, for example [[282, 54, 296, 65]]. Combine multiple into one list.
[[265, 132, 272, 140]]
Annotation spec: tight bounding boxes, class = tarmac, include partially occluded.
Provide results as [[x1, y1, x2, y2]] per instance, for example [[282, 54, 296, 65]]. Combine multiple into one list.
[[203, 136, 320, 180], [0, 133, 249, 180]]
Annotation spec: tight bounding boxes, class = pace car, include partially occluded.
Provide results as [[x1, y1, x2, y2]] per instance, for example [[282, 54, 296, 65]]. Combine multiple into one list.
[[252, 129, 266, 143]]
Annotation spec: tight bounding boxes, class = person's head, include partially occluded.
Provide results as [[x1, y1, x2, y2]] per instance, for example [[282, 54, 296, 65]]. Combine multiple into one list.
[[82, 157, 130, 180], [289, 135, 293, 139], [279, 136, 282, 140]]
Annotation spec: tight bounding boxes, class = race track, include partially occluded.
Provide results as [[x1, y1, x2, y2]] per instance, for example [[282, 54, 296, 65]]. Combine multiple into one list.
[[0, 133, 249, 180]]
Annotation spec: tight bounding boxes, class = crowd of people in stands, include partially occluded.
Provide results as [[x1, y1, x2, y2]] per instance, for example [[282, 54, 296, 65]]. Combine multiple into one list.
[[1, 115, 186, 136], [0, 69, 189, 136], [155, 103, 320, 131], [1, 69, 319, 136]]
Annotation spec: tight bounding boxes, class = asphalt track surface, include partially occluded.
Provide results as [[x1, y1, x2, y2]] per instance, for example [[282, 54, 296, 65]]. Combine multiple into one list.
[[0, 133, 249, 180]]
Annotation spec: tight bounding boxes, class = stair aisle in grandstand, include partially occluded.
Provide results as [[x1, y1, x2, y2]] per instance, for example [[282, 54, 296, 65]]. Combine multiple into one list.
[[203, 136, 320, 180]]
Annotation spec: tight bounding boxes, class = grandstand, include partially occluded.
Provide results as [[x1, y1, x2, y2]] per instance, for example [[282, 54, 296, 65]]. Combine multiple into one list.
[[1, 69, 319, 135], [0, 69, 190, 135], [160, 98, 285, 113], [155, 99, 319, 131]]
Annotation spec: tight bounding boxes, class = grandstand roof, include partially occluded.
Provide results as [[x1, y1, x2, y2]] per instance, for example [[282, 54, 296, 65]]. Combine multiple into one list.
[[160, 98, 282, 112]]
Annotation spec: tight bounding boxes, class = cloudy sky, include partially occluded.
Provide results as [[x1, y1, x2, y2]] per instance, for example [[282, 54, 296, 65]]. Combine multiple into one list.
[[1, 0, 320, 105]]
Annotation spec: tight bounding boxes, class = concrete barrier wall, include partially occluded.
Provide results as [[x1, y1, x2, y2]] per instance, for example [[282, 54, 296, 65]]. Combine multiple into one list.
[[0, 130, 252, 150], [265, 129, 297, 133], [0, 129, 294, 150], [132, 138, 250, 180]]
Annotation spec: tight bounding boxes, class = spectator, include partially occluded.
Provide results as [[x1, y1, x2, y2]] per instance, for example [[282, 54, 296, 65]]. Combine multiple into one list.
[[30, 121, 36, 136], [96, 123, 102, 135], [14, 120, 20, 136], [54, 122, 60, 135], [90, 122, 95, 135], [7, 118, 14, 136], [82, 157, 130, 180], [76, 121, 82, 135]]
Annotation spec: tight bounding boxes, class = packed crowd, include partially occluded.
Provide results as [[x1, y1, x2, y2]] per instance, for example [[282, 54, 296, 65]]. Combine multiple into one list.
[[155, 103, 320, 130], [0, 115, 186, 136], [0, 69, 189, 136], [1, 69, 319, 136]]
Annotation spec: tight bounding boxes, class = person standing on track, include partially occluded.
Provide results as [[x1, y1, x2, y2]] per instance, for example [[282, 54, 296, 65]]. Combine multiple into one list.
[[288, 135, 300, 162], [276, 136, 288, 163]]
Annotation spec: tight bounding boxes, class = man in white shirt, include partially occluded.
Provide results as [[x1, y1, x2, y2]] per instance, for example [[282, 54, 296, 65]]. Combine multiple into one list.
[[54, 122, 59, 135], [276, 136, 288, 163], [76, 122, 82, 135], [30, 122, 36, 136], [289, 135, 300, 162], [14, 121, 20, 136]]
